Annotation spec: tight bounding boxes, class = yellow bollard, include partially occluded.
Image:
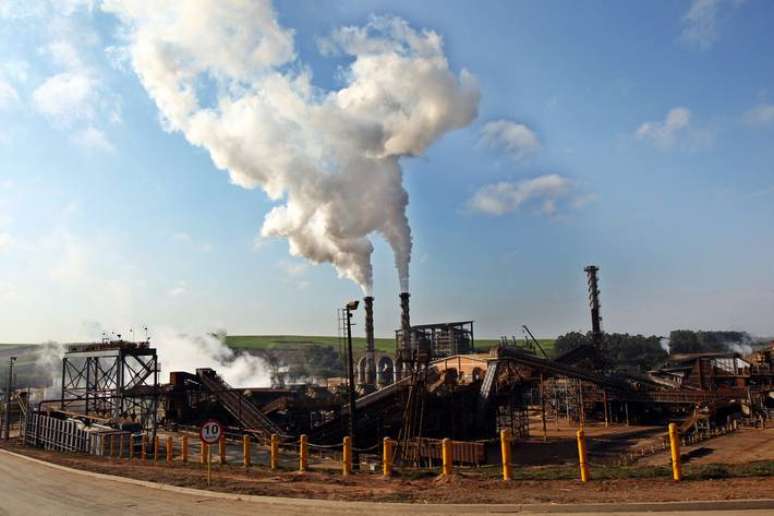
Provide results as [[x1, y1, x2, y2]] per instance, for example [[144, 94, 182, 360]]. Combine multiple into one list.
[[576, 429, 590, 482], [166, 435, 173, 463], [219, 434, 226, 465], [201, 441, 207, 465], [141, 434, 147, 463], [243, 435, 251, 468], [270, 434, 279, 471], [441, 438, 453, 477], [500, 429, 512, 481], [299, 434, 308, 472], [153, 435, 160, 463], [668, 423, 682, 481], [382, 437, 393, 478], [342, 436, 352, 476], [181, 435, 188, 463]]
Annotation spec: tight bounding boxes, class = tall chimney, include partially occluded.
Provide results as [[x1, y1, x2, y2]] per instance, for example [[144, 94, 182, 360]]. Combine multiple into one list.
[[584, 265, 605, 358], [364, 296, 376, 388], [397, 292, 411, 378]]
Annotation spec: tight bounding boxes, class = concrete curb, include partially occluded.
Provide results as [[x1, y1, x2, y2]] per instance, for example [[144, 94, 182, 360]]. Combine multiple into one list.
[[2, 448, 774, 513]]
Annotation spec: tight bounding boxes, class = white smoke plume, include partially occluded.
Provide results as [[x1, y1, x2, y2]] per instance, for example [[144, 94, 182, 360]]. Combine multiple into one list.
[[154, 329, 271, 388], [103, 2, 479, 293], [659, 337, 670, 353], [33, 341, 67, 401]]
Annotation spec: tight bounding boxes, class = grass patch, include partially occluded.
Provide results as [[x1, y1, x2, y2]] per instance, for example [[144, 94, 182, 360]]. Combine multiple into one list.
[[471, 460, 774, 482], [226, 335, 555, 356]]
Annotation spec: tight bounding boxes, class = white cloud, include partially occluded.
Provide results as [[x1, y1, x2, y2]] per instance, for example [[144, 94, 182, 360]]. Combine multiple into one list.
[[744, 103, 774, 126], [680, 0, 742, 50], [32, 71, 94, 124], [0, 80, 19, 109], [469, 174, 576, 216], [2, 59, 30, 83], [479, 119, 540, 161], [172, 232, 192, 243], [167, 281, 188, 298], [70, 126, 114, 152], [635, 107, 691, 149], [46, 39, 84, 70], [278, 259, 308, 277], [0, 232, 12, 252]]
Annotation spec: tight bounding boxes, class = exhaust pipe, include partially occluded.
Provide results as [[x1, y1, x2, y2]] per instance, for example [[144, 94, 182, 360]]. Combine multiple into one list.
[[364, 296, 376, 387]]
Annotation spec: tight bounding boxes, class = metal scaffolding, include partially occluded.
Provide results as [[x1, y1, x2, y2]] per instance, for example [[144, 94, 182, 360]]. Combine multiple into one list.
[[60, 341, 158, 432]]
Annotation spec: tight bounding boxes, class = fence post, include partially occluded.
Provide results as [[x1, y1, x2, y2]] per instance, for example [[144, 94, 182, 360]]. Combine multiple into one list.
[[181, 435, 188, 463], [219, 433, 226, 465], [382, 437, 393, 478], [109, 434, 115, 460], [153, 435, 159, 463], [270, 434, 279, 471], [299, 434, 308, 472], [128, 434, 134, 461], [141, 434, 147, 463], [500, 429, 512, 481], [243, 434, 251, 468], [119, 434, 124, 459], [342, 436, 352, 476], [668, 423, 681, 481], [576, 429, 590, 482], [166, 435, 173, 464], [441, 438, 453, 477]]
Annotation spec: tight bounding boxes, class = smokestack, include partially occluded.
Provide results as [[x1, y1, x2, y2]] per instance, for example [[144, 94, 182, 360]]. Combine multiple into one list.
[[364, 296, 376, 388], [584, 265, 605, 356], [400, 292, 411, 352], [396, 292, 412, 380]]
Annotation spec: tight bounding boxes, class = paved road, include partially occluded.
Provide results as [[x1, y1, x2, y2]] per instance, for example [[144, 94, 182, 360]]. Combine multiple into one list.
[[0, 450, 772, 516]]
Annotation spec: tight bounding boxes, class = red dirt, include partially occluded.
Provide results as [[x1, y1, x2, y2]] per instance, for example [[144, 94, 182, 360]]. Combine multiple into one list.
[[3, 441, 773, 504]]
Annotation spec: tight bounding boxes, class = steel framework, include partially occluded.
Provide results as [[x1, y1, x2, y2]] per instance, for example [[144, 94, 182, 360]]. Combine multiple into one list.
[[60, 341, 158, 432]]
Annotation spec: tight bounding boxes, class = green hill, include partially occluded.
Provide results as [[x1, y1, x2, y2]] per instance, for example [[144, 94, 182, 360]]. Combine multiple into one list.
[[226, 335, 555, 356]]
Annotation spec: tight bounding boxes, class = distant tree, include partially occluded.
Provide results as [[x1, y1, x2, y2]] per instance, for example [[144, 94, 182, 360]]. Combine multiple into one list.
[[669, 330, 701, 354], [554, 331, 667, 372], [553, 331, 591, 356], [668, 330, 750, 354]]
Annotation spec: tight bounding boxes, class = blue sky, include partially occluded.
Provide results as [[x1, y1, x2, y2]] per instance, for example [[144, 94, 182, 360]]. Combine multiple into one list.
[[0, 0, 773, 343]]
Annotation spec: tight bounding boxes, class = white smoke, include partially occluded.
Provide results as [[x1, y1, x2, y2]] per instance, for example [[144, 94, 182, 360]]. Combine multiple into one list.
[[33, 341, 67, 401], [727, 342, 753, 356], [154, 329, 271, 388], [103, 2, 479, 293], [659, 337, 670, 353]]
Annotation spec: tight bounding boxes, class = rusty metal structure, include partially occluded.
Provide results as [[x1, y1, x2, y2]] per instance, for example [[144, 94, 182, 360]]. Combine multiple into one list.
[[18, 265, 774, 465], [59, 340, 159, 432]]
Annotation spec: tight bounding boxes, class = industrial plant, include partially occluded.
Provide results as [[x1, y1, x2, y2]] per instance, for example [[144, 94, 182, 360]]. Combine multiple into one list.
[[4, 266, 773, 470]]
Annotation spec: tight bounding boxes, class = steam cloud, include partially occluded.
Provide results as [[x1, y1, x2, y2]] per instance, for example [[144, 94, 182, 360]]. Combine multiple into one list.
[[31, 331, 270, 394], [104, 1, 479, 293], [153, 329, 271, 387]]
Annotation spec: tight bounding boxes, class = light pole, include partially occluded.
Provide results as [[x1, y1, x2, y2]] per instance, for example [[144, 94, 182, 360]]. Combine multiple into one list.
[[344, 300, 359, 468], [4, 356, 16, 441]]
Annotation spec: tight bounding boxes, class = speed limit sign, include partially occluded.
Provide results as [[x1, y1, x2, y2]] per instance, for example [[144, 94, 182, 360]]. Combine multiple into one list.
[[200, 419, 223, 445]]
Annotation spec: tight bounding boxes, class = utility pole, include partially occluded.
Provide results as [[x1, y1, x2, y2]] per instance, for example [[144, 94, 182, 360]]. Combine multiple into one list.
[[4, 356, 16, 441], [344, 300, 359, 469]]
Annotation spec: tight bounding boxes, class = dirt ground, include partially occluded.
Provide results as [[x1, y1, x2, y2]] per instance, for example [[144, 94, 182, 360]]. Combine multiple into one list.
[[3, 440, 773, 505], [640, 427, 774, 466]]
